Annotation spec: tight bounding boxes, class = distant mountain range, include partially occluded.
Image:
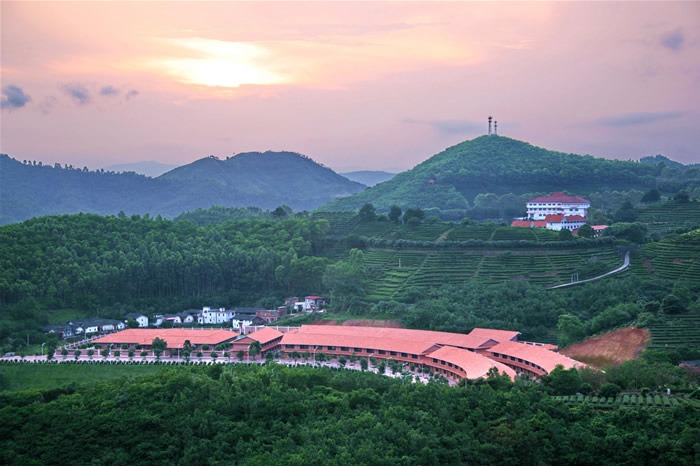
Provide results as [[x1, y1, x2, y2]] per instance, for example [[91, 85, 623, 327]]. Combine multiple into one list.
[[321, 135, 700, 212], [340, 171, 396, 187], [104, 161, 177, 178], [0, 151, 365, 225]]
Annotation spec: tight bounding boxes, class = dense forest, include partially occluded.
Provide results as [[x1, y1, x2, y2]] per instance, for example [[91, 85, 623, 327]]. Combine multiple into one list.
[[1, 207, 699, 354], [0, 364, 698, 465], [322, 136, 700, 215]]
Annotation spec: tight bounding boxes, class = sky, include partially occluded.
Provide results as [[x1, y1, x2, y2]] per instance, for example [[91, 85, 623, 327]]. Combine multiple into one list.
[[1, 1, 699, 172]]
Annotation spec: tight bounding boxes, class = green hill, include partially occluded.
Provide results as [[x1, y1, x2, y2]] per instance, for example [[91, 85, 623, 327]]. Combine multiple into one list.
[[320, 135, 699, 213], [0, 152, 365, 225]]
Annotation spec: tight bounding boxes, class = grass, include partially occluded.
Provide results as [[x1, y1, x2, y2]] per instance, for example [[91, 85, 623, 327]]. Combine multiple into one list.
[[0, 363, 165, 391]]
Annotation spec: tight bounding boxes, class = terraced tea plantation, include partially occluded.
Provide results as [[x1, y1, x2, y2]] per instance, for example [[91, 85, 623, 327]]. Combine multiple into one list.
[[638, 200, 700, 235], [637, 239, 700, 284], [553, 393, 700, 409], [647, 312, 700, 351], [363, 247, 623, 301]]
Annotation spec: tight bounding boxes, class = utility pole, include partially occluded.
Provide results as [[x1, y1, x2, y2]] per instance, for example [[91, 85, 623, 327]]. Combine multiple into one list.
[[488, 115, 493, 135]]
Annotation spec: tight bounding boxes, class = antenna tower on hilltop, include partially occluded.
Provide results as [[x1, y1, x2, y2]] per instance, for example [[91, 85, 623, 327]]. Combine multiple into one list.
[[494, 120, 498, 136], [488, 115, 493, 135]]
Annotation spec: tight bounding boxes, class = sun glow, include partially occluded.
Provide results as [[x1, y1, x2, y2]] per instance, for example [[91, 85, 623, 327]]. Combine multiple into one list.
[[158, 38, 289, 88]]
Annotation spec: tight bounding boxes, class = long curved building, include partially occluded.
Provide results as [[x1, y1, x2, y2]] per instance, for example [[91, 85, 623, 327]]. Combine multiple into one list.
[[268, 325, 585, 382]]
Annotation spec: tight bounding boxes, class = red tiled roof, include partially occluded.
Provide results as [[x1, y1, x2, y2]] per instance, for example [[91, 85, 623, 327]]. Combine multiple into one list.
[[292, 325, 517, 351], [93, 329, 239, 349], [528, 192, 590, 204], [487, 341, 585, 373], [305, 296, 324, 300], [281, 332, 438, 355], [248, 327, 284, 345], [592, 225, 609, 231], [428, 346, 517, 380], [564, 215, 587, 222], [511, 220, 547, 228], [545, 214, 564, 223]]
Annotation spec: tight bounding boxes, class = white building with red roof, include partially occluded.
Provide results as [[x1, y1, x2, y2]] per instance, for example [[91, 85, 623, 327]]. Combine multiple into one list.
[[526, 192, 590, 220]]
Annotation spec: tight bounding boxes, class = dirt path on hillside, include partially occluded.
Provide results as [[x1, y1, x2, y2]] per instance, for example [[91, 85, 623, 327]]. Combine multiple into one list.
[[560, 327, 650, 368]]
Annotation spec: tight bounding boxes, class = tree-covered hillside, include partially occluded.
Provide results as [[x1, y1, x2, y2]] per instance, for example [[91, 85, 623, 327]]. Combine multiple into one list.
[[321, 136, 700, 213], [0, 151, 365, 225], [0, 364, 698, 466]]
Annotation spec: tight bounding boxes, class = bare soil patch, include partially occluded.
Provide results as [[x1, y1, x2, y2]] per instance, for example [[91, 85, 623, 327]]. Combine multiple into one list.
[[560, 327, 650, 368]]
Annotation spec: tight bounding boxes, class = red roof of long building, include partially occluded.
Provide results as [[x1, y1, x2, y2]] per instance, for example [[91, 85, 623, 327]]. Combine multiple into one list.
[[511, 220, 547, 228], [248, 327, 284, 345], [428, 346, 517, 380], [282, 331, 439, 355], [528, 192, 589, 204], [545, 214, 587, 223], [487, 341, 585, 373], [93, 329, 239, 349], [292, 325, 519, 350]]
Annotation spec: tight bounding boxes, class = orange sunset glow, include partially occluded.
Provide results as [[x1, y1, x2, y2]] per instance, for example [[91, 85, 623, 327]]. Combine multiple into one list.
[[1, 1, 698, 170]]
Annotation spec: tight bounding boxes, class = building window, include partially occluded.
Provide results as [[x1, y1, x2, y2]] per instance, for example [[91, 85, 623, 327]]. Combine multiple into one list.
[[400, 352, 408, 357], [327, 346, 336, 351], [299, 345, 308, 350], [390, 351, 397, 356], [378, 350, 386, 355], [340, 347, 349, 352]]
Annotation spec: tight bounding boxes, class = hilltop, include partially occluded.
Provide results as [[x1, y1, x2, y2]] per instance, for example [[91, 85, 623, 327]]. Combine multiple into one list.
[[0, 152, 365, 224], [321, 135, 699, 213]]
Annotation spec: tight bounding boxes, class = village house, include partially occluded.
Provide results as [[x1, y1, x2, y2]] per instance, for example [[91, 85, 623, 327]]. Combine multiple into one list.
[[256, 307, 288, 323], [124, 313, 149, 328], [198, 307, 234, 325]]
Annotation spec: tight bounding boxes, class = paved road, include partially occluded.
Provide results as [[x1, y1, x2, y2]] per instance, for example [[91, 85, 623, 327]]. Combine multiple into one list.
[[547, 251, 630, 290]]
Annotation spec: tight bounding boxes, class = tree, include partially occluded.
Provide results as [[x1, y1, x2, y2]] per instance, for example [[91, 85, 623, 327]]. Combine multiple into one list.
[[614, 200, 638, 222], [237, 350, 245, 362], [211, 352, 218, 361], [599, 382, 621, 398], [272, 205, 292, 218], [358, 203, 376, 221], [100, 348, 110, 359], [558, 228, 574, 241], [322, 248, 367, 312], [126, 319, 139, 329], [61, 348, 68, 359], [662, 294, 686, 314], [249, 341, 261, 360], [87, 349, 94, 360], [542, 366, 582, 395], [152, 337, 167, 360], [403, 208, 424, 224], [576, 224, 595, 238], [674, 191, 690, 203], [388, 205, 402, 224], [183, 340, 193, 362], [74, 349, 81, 360], [557, 314, 586, 348], [360, 358, 368, 371], [640, 189, 661, 203]]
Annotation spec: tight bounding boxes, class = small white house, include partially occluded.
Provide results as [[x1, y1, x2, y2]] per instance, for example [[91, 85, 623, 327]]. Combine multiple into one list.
[[544, 214, 587, 231], [198, 307, 233, 325], [125, 313, 149, 328], [303, 296, 326, 312]]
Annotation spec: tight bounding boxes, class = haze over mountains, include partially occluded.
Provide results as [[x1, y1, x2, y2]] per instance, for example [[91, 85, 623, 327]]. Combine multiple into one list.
[[2, 136, 698, 225], [0, 151, 365, 225]]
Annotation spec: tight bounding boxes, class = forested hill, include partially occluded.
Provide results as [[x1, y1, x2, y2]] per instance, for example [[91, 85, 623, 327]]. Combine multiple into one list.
[[321, 135, 699, 212], [0, 152, 366, 225]]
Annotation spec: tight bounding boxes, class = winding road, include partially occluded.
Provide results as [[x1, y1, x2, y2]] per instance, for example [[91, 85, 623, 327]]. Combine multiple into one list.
[[547, 251, 630, 290]]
